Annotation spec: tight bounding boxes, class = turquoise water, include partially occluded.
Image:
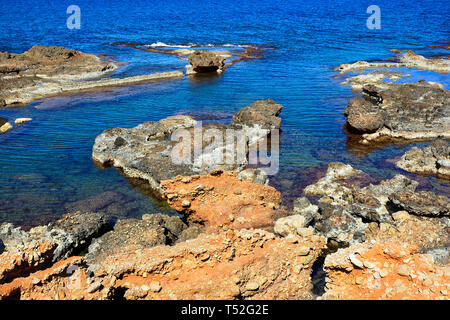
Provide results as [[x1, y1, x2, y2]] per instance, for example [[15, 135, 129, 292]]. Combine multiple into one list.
[[0, 0, 449, 226]]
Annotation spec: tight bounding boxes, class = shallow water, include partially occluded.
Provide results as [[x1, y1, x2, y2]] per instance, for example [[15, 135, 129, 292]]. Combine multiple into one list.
[[0, 0, 449, 226]]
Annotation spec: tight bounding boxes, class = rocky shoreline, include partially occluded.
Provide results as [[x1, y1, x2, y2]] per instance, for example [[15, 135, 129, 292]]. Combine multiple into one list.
[[1, 160, 448, 300], [0, 46, 449, 300]]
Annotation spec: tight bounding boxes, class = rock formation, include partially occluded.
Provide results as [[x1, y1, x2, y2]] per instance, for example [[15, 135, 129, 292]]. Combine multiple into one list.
[[160, 169, 282, 231], [343, 81, 450, 142], [187, 50, 226, 73], [92, 99, 283, 196], [396, 139, 450, 179], [0, 45, 183, 107]]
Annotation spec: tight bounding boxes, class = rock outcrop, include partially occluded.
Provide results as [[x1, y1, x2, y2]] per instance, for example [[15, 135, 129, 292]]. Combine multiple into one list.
[[92, 99, 283, 196], [0, 117, 12, 133], [337, 50, 450, 74], [160, 170, 282, 231], [343, 81, 450, 142], [302, 162, 449, 248], [396, 139, 450, 179], [0, 211, 109, 283], [0, 45, 183, 107], [323, 241, 449, 300], [187, 50, 226, 73], [0, 228, 326, 300]]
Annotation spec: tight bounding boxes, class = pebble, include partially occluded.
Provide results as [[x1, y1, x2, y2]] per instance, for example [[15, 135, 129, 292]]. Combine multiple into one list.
[[245, 282, 260, 291], [348, 254, 364, 268], [397, 264, 411, 277], [296, 246, 310, 256], [150, 281, 162, 293], [87, 281, 102, 293], [181, 200, 191, 208]]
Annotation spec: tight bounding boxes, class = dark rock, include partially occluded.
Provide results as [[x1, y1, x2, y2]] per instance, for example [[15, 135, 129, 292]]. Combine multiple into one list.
[[344, 81, 450, 141], [388, 191, 449, 217], [0, 238, 4, 254], [46, 211, 110, 260], [177, 225, 203, 243], [0, 117, 7, 127], [85, 214, 190, 271], [188, 50, 226, 73]]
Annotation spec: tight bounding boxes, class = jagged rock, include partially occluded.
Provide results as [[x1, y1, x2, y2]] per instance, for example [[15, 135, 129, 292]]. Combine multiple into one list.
[[274, 215, 311, 237], [90, 229, 326, 299], [388, 191, 449, 217], [0, 211, 109, 282], [232, 99, 283, 129], [323, 241, 450, 300], [86, 214, 190, 272], [0, 239, 4, 254], [396, 139, 450, 179], [343, 81, 450, 142], [236, 168, 269, 185], [315, 202, 367, 245], [187, 50, 226, 73], [44, 211, 110, 261], [161, 170, 281, 231], [303, 162, 448, 247]]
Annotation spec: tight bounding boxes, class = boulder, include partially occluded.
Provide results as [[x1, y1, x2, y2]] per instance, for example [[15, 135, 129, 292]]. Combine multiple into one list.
[[187, 50, 226, 73]]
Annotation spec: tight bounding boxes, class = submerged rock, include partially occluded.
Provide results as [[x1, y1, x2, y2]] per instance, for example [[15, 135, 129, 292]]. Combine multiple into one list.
[[343, 81, 450, 142], [396, 139, 450, 179]]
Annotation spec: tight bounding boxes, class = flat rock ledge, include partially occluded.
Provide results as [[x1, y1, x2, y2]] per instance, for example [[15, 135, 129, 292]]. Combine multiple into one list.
[[0, 45, 183, 107], [396, 139, 450, 180], [343, 80, 450, 143], [92, 99, 283, 196], [336, 50, 450, 74]]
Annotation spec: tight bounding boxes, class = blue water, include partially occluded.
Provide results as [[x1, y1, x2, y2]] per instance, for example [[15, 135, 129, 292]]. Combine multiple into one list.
[[0, 0, 449, 226]]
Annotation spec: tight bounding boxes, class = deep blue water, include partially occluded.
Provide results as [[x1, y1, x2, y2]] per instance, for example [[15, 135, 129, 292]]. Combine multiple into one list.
[[0, 0, 449, 226]]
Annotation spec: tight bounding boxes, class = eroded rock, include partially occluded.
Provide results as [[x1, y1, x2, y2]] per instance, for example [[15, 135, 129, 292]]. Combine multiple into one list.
[[396, 139, 450, 179], [343, 81, 450, 142], [161, 170, 281, 231], [323, 241, 450, 300]]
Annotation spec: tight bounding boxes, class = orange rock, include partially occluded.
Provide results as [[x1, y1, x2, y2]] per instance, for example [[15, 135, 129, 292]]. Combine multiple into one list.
[[0, 256, 102, 300], [0, 240, 56, 285], [323, 241, 449, 300], [161, 170, 282, 230], [92, 229, 326, 300]]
